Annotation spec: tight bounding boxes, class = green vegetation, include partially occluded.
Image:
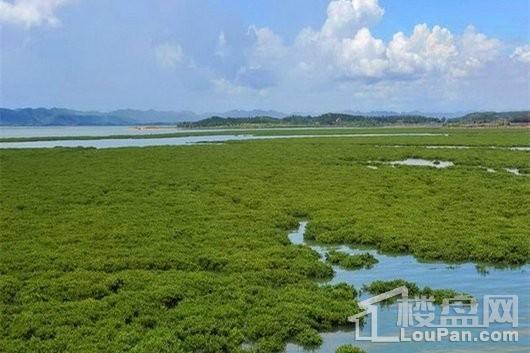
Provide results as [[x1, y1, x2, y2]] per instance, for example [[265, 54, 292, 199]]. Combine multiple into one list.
[[325, 251, 378, 269], [0, 128, 528, 352], [363, 280, 470, 304], [335, 344, 366, 353], [178, 116, 282, 128]]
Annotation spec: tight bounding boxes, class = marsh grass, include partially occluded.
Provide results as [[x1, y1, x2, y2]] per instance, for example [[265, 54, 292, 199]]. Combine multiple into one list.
[[325, 251, 378, 270], [363, 279, 470, 305], [335, 344, 366, 353], [0, 128, 528, 352]]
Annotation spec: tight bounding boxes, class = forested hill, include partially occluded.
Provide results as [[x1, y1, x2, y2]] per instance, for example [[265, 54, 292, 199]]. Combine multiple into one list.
[[178, 113, 443, 128], [449, 111, 530, 124], [181, 111, 530, 128], [177, 116, 282, 127]]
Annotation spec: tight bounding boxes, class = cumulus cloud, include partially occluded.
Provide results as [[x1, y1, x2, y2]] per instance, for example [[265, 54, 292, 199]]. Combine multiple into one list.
[[245, 0, 500, 83], [385, 24, 457, 77], [339, 28, 387, 78], [321, 0, 384, 38], [0, 0, 69, 28], [248, 26, 287, 61], [454, 26, 501, 75], [155, 43, 183, 69], [210, 0, 509, 108], [511, 45, 530, 63]]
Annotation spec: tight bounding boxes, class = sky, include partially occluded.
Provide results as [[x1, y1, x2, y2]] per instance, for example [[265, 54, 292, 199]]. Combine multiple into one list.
[[0, 0, 529, 113]]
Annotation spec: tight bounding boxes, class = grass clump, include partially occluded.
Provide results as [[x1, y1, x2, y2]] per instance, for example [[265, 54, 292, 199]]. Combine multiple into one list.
[[326, 250, 378, 269], [363, 279, 470, 304], [336, 344, 366, 353], [294, 328, 323, 348]]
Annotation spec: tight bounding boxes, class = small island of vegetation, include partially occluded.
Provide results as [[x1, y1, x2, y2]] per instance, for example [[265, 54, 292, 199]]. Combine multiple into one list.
[[325, 250, 379, 270]]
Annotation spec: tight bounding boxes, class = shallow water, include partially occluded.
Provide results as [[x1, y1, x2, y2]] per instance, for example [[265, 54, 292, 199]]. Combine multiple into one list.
[[0, 134, 254, 148], [287, 222, 529, 353], [387, 158, 454, 169], [0, 126, 449, 139], [425, 145, 471, 149], [505, 168, 523, 176], [0, 133, 447, 149], [509, 147, 530, 152], [0, 125, 187, 138]]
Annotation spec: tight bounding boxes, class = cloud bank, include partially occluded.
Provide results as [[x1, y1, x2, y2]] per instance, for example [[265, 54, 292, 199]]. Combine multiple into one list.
[[203, 0, 527, 111], [0, 0, 70, 28], [246, 0, 501, 83]]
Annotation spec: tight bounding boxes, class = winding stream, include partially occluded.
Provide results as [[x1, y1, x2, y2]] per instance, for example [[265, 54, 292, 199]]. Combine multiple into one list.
[[287, 222, 529, 353]]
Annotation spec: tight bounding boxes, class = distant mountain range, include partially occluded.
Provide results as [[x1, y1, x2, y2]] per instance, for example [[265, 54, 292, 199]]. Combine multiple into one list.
[[0, 108, 286, 126], [0, 107, 528, 126]]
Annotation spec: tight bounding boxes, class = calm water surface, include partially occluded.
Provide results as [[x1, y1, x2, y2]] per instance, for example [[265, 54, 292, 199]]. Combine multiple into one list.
[[388, 158, 454, 168], [0, 133, 447, 149], [0, 126, 187, 138], [287, 222, 529, 353]]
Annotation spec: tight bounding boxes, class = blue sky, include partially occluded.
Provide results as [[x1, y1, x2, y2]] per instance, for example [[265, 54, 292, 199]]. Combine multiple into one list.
[[1, 0, 529, 113]]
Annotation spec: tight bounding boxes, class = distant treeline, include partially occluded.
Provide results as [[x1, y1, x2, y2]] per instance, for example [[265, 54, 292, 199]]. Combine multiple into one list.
[[179, 111, 530, 128], [1, 107, 528, 127], [178, 113, 443, 128], [449, 111, 530, 125]]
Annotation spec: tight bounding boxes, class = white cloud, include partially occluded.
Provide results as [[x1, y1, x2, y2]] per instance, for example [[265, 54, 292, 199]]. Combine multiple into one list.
[[339, 28, 387, 78], [386, 24, 457, 77], [210, 0, 513, 109], [155, 43, 183, 69], [0, 0, 69, 28], [511, 45, 530, 63], [244, 1, 500, 82], [248, 26, 287, 60], [384, 25, 500, 78], [454, 25, 501, 75], [321, 0, 384, 38]]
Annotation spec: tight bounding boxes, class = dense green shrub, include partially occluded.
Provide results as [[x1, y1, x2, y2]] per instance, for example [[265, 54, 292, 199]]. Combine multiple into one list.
[[363, 279, 469, 304], [335, 344, 366, 353], [325, 251, 378, 269]]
